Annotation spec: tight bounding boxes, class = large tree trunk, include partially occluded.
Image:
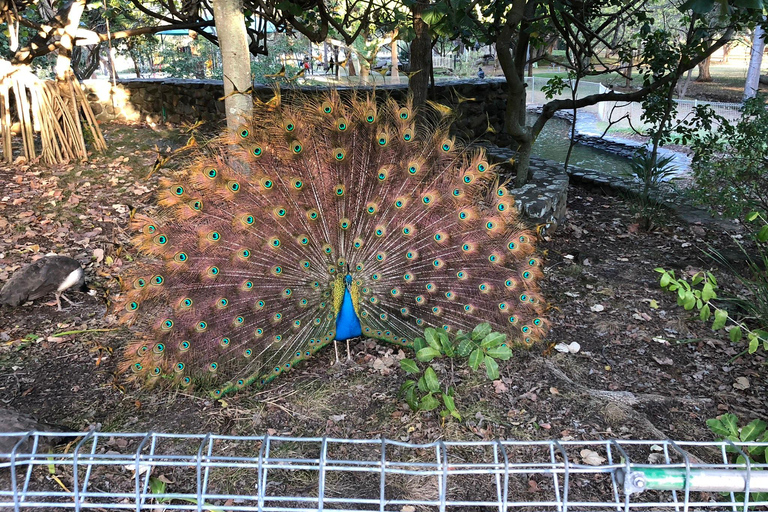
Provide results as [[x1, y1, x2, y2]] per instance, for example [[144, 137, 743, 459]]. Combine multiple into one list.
[[55, 0, 86, 80], [696, 54, 712, 82], [391, 35, 400, 82], [409, 0, 431, 108], [745, 20, 766, 100], [212, 0, 253, 128]]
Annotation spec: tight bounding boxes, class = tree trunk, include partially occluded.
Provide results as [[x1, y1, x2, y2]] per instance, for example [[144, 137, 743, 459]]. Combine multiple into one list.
[[212, 0, 253, 128], [696, 53, 712, 82], [55, 0, 86, 80], [745, 20, 766, 100], [409, 0, 431, 108], [391, 35, 400, 82]]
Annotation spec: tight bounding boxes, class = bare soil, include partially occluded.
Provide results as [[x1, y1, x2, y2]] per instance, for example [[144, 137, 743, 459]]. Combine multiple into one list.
[[0, 122, 765, 507]]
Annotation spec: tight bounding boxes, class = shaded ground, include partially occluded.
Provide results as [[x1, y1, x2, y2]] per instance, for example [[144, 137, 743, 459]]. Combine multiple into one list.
[[0, 123, 765, 506]]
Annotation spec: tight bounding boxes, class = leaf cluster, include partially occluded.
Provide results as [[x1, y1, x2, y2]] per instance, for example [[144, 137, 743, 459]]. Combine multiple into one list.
[[398, 323, 512, 421], [707, 413, 768, 502]]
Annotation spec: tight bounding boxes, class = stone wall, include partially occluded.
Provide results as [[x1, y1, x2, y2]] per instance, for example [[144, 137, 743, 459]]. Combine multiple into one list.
[[82, 78, 511, 141]]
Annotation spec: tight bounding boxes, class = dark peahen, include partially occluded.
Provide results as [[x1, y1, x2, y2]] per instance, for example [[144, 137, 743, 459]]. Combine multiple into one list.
[[0, 255, 91, 310], [116, 92, 546, 396]]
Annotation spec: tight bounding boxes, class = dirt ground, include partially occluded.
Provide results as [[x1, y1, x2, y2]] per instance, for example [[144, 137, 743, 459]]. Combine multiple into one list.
[[0, 122, 766, 507]]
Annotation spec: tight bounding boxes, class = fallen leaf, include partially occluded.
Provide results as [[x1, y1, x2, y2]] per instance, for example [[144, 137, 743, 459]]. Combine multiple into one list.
[[493, 380, 508, 394], [590, 304, 605, 312], [93, 248, 104, 263], [549, 387, 559, 395], [652, 356, 673, 366], [733, 377, 750, 390], [649, 300, 659, 309], [580, 449, 606, 466]]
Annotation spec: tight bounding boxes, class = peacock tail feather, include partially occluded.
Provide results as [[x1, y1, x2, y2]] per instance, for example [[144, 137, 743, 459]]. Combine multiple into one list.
[[116, 91, 547, 396]]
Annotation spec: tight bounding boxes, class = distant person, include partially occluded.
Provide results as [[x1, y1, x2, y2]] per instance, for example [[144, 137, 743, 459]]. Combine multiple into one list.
[[477, 67, 485, 79], [327, 57, 334, 75]]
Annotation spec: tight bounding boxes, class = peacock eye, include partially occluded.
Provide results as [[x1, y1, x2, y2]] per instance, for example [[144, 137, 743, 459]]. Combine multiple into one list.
[[240, 129, 249, 138], [173, 186, 184, 195], [253, 146, 263, 157], [207, 168, 217, 178]]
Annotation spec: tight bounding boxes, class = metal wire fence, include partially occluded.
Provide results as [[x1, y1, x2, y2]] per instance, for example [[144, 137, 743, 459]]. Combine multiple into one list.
[[2, 432, 768, 511]]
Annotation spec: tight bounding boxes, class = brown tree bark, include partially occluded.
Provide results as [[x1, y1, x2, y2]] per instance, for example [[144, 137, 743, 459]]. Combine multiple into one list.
[[212, 0, 253, 128], [409, 0, 431, 108]]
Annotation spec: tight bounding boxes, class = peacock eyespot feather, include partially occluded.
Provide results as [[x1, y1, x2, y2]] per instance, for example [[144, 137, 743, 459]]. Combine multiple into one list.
[[300, 298, 309, 306], [365, 110, 376, 123], [334, 148, 346, 161], [339, 218, 351, 230], [433, 258, 445, 269], [127, 301, 139, 311], [180, 297, 193, 308], [380, 313, 388, 321], [285, 120, 295, 132], [261, 178, 274, 189], [162, 319, 174, 330], [375, 252, 385, 262], [274, 207, 287, 218], [498, 302, 508, 311], [403, 131, 412, 142], [402, 225, 413, 236], [239, 249, 251, 259], [415, 295, 424, 304], [153, 234, 168, 245], [174, 252, 188, 263], [323, 244, 333, 255], [209, 362, 218, 372], [337, 258, 346, 267], [375, 226, 386, 237], [151, 367, 161, 376], [508, 316, 517, 324], [182, 377, 191, 386], [252, 146, 263, 157], [370, 296, 379, 304], [334, 185, 345, 196], [533, 318, 542, 326], [478, 161, 488, 172], [422, 193, 436, 205], [283, 288, 292, 297], [391, 288, 400, 296], [395, 199, 405, 208], [522, 271, 532, 280], [327, 266, 336, 274], [293, 320, 301, 328], [426, 283, 435, 291], [239, 128, 249, 138], [137, 346, 147, 356], [197, 321, 208, 331], [336, 119, 348, 131], [404, 273, 413, 281], [489, 253, 501, 263], [269, 238, 281, 249], [497, 187, 507, 197], [408, 162, 420, 175], [400, 307, 409, 315], [173, 185, 184, 196], [153, 343, 165, 354], [355, 263, 364, 272], [241, 214, 255, 225], [298, 235, 309, 245], [353, 238, 364, 249], [207, 231, 221, 242], [322, 101, 333, 114], [228, 181, 241, 192], [175, 362, 185, 372], [519, 235, 529, 243], [463, 175, 473, 184], [519, 294, 528, 302], [507, 241, 517, 251], [486, 221, 496, 230], [255, 327, 264, 336], [206, 168, 218, 179], [398, 107, 410, 120], [207, 266, 219, 277], [458, 210, 469, 220], [218, 298, 229, 308], [452, 188, 463, 198], [433, 232, 446, 242], [445, 291, 455, 299], [405, 250, 417, 260], [189, 200, 203, 211], [300, 260, 311, 270], [220, 337, 231, 347], [378, 168, 388, 180], [432, 306, 442, 315], [179, 341, 190, 351], [307, 209, 319, 220], [457, 271, 467, 280], [243, 280, 254, 290], [272, 266, 282, 275], [292, 142, 302, 154], [416, 318, 424, 326], [151, 275, 164, 285], [441, 139, 452, 152], [464, 304, 474, 313], [366, 203, 378, 214], [497, 203, 507, 212], [521, 325, 530, 333], [244, 348, 253, 357], [292, 179, 303, 189], [377, 134, 388, 146], [479, 283, 490, 292]]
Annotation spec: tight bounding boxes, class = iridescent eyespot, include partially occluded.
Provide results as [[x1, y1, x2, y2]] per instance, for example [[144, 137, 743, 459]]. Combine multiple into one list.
[[336, 119, 347, 131], [132, 363, 143, 373], [262, 179, 273, 189], [152, 275, 164, 285], [173, 186, 184, 196], [376, 252, 385, 262], [366, 203, 377, 214], [285, 121, 295, 132], [292, 143, 302, 153], [377, 134, 387, 146], [398, 107, 410, 120], [154, 234, 167, 245], [322, 102, 333, 114], [220, 337, 231, 346], [228, 181, 240, 192], [218, 298, 228, 307], [366, 110, 376, 123], [335, 185, 345, 196], [395, 199, 404, 208], [353, 238, 363, 249], [198, 321, 208, 331], [334, 148, 345, 161], [441, 140, 452, 151], [307, 209, 319, 220], [486, 221, 495, 230], [269, 238, 281, 248], [293, 179, 303, 189], [378, 170, 388, 180], [127, 301, 139, 311], [243, 281, 254, 289], [162, 319, 173, 329], [174, 252, 188, 262], [252, 146, 263, 157], [478, 162, 487, 172], [273, 266, 282, 274], [244, 349, 253, 357], [242, 214, 255, 225], [209, 362, 218, 371], [274, 207, 287, 217], [375, 226, 385, 237], [207, 266, 219, 276], [180, 298, 193, 308], [239, 128, 249, 138], [533, 318, 542, 326], [151, 367, 161, 376], [189, 200, 203, 211], [239, 249, 250, 259], [206, 168, 217, 178], [408, 163, 419, 175], [207, 231, 221, 242], [175, 363, 185, 372], [463, 175, 472, 184]]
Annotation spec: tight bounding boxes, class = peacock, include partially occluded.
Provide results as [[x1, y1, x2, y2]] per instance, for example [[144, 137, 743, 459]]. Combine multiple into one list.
[[116, 91, 546, 397]]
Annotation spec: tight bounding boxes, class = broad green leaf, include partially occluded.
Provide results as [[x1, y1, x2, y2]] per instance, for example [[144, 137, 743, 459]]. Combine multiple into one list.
[[740, 419, 767, 442], [748, 211, 760, 222], [456, 338, 475, 357], [700, 304, 711, 321], [683, 293, 696, 310], [424, 366, 440, 393], [420, 393, 440, 411], [417, 375, 427, 392], [413, 337, 426, 352], [660, 272, 671, 288], [480, 332, 507, 348], [405, 386, 418, 410], [424, 328, 441, 351], [451, 409, 462, 420], [701, 282, 717, 302], [749, 333, 759, 354], [442, 393, 457, 412], [729, 326, 743, 343], [758, 224, 768, 242], [468, 348, 483, 371], [149, 477, 166, 496], [439, 332, 454, 357], [720, 413, 740, 437], [692, 274, 703, 286], [487, 346, 513, 360], [707, 418, 732, 437], [400, 359, 420, 374], [416, 347, 441, 362], [712, 309, 728, 330], [472, 323, 492, 341], [484, 356, 499, 380]]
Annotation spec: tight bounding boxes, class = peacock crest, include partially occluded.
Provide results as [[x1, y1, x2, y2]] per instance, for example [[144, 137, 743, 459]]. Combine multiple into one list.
[[116, 91, 546, 396]]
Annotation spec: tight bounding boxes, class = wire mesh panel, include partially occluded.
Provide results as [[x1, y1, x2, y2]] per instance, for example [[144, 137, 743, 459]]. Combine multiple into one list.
[[2, 433, 768, 511]]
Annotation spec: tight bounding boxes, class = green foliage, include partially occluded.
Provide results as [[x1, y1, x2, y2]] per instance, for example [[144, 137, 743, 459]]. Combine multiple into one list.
[[706, 413, 768, 503], [656, 260, 768, 356], [398, 324, 512, 421], [684, 97, 768, 218], [157, 38, 222, 79]]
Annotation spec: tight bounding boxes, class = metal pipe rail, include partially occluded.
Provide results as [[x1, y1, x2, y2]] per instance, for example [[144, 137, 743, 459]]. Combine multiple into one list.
[[2, 432, 767, 511]]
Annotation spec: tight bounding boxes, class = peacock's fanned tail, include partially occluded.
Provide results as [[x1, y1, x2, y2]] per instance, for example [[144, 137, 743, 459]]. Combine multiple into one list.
[[116, 91, 546, 396]]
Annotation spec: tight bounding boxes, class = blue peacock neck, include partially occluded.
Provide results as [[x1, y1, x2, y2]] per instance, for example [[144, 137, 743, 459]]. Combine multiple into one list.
[[334, 274, 363, 340]]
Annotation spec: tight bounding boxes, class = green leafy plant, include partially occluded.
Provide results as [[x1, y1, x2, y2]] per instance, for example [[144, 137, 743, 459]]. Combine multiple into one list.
[[398, 323, 512, 421], [707, 413, 768, 503], [655, 266, 768, 358], [149, 476, 222, 511]]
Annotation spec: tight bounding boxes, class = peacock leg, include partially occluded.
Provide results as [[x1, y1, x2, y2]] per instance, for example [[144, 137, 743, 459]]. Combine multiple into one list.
[[333, 340, 340, 365], [346, 339, 352, 362]]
